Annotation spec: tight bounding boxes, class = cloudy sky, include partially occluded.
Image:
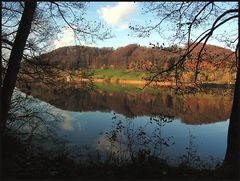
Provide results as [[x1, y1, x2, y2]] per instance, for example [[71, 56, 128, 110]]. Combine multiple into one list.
[[54, 2, 157, 49], [53, 2, 237, 50]]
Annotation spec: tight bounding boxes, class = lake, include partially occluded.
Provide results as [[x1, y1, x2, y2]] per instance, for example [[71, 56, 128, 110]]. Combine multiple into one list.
[[15, 82, 233, 168]]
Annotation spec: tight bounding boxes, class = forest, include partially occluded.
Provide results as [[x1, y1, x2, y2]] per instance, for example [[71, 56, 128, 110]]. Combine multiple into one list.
[[34, 43, 236, 84]]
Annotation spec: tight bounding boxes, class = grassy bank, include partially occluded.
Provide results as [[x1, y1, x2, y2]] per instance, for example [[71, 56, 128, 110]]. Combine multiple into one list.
[[90, 68, 146, 80], [69, 68, 235, 86]]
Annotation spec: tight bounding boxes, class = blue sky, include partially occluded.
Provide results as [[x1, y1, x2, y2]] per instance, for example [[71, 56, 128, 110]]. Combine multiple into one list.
[[53, 2, 238, 50], [53, 2, 171, 49]]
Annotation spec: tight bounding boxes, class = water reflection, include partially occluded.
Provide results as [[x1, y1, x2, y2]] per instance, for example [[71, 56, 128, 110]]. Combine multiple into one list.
[[19, 83, 232, 125], [6, 85, 233, 178], [96, 114, 175, 164], [99, 114, 224, 169]]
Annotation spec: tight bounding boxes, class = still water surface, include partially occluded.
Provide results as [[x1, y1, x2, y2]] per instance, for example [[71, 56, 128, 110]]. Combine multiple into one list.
[[18, 83, 232, 167]]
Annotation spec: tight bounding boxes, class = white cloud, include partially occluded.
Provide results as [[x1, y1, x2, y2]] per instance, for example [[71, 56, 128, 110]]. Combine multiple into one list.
[[53, 27, 76, 49], [53, 27, 95, 49], [98, 2, 137, 30]]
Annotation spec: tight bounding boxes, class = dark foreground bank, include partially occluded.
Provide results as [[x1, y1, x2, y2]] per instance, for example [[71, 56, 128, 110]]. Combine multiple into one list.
[[2, 129, 236, 180]]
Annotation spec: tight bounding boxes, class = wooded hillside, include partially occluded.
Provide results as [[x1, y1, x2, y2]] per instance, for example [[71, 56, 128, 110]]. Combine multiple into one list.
[[32, 43, 236, 83]]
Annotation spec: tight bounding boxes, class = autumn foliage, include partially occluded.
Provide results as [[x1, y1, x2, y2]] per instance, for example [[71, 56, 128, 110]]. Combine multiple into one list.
[[36, 43, 236, 83]]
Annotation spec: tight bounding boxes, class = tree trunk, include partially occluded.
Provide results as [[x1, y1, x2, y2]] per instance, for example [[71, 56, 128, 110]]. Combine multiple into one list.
[[0, 2, 37, 134], [0, 2, 3, 180], [0, 1, 3, 121], [222, 54, 240, 178]]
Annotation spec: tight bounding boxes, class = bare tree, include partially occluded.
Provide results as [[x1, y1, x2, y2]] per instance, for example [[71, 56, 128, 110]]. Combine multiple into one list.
[[1, 1, 37, 134], [130, 1, 239, 178], [1, 2, 112, 134]]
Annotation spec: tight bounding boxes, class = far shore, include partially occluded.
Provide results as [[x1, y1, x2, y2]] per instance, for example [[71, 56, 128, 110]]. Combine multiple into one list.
[[68, 77, 177, 86], [66, 77, 235, 88]]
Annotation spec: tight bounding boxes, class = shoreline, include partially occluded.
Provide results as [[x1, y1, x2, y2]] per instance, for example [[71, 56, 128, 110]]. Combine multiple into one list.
[[69, 77, 178, 86], [67, 77, 234, 88]]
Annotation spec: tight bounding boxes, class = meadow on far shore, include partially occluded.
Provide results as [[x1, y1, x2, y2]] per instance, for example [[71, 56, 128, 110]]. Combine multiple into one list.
[[64, 68, 235, 88]]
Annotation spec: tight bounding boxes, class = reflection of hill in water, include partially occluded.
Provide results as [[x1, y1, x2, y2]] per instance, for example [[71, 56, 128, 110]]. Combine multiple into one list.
[[20, 83, 232, 125]]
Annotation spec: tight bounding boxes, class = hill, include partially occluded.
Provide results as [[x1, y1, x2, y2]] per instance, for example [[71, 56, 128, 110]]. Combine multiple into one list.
[[33, 43, 236, 83]]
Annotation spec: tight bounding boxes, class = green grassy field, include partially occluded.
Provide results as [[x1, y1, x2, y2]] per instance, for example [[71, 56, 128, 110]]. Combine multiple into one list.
[[89, 68, 235, 83], [90, 68, 146, 80]]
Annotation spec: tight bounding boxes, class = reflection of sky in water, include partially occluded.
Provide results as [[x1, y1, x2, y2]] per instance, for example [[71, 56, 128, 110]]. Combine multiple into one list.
[[53, 111, 114, 147], [49, 110, 229, 164], [14, 89, 229, 166], [160, 118, 229, 162]]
